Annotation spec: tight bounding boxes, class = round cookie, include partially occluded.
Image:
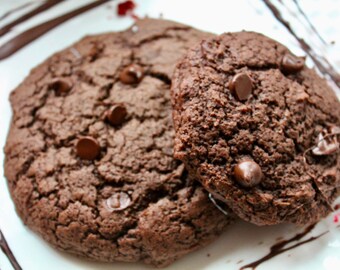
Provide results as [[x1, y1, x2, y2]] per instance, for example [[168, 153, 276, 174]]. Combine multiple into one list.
[[171, 31, 340, 226], [4, 19, 233, 267]]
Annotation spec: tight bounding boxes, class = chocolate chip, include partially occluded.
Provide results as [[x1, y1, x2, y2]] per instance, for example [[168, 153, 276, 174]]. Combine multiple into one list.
[[229, 73, 252, 101], [105, 192, 131, 211], [234, 160, 263, 188], [106, 104, 127, 126], [281, 53, 305, 74], [76, 136, 100, 160], [49, 78, 72, 96], [312, 128, 339, 156], [119, 64, 144, 84]]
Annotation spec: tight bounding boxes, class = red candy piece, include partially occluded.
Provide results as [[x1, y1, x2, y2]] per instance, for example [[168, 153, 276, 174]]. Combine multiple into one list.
[[117, 0, 136, 16]]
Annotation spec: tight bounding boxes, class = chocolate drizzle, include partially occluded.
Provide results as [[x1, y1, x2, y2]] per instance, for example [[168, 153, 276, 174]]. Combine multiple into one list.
[[0, 0, 110, 60], [240, 223, 331, 270], [292, 0, 327, 45], [0, 0, 63, 37], [0, 229, 22, 270], [0, 1, 34, 22], [263, 0, 340, 88]]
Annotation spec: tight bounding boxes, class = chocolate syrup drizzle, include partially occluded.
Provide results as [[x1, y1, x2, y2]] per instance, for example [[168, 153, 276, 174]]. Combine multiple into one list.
[[0, 0, 110, 60], [292, 0, 327, 45], [263, 0, 340, 88], [240, 223, 332, 270], [0, 229, 22, 270], [0, 0, 63, 37], [0, 1, 34, 22]]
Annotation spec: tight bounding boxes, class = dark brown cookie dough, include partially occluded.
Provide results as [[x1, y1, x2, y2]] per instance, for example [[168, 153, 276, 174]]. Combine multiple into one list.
[[4, 19, 233, 267], [171, 31, 340, 226]]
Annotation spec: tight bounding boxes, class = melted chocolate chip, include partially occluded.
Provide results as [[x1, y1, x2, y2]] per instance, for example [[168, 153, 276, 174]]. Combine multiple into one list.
[[281, 53, 305, 74], [229, 73, 252, 101], [312, 128, 339, 156], [312, 136, 338, 155], [234, 160, 263, 188], [106, 104, 127, 126], [49, 78, 72, 96], [106, 192, 131, 211], [76, 136, 100, 160], [119, 64, 144, 84]]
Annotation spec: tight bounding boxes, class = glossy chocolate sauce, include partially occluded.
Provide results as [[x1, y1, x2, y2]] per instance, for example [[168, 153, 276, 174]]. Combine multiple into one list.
[[0, 0, 110, 60], [263, 0, 340, 88], [0, 1, 33, 22], [240, 224, 331, 270], [0, 0, 63, 37], [0, 229, 22, 270]]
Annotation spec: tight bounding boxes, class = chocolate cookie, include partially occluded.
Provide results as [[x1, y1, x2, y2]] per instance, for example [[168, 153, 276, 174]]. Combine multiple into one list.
[[171, 31, 340, 226], [4, 19, 233, 267]]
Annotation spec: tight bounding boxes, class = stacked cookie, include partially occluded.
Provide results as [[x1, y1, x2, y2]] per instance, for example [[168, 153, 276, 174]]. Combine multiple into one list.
[[171, 32, 340, 226], [4, 19, 340, 267]]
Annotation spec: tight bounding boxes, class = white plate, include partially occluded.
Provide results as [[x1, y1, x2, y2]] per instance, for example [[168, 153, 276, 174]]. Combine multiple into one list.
[[0, 1, 339, 269]]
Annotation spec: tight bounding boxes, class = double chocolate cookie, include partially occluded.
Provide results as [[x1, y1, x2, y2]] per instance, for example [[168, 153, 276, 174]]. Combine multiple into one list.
[[4, 19, 233, 267], [171, 31, 340, 226]]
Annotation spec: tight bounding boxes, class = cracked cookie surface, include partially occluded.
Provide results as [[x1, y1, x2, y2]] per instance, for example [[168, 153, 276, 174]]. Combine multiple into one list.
[[4, 19, 233, 267], [171, 32, 340, 226]]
